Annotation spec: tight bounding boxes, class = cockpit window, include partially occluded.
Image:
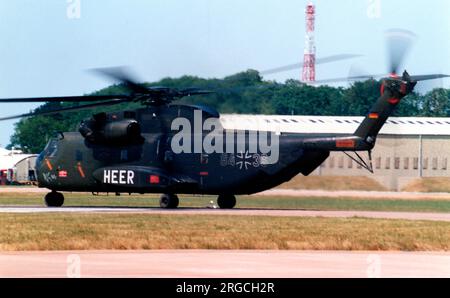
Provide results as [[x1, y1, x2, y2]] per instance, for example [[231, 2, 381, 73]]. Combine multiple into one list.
[[44, 139, 59, 158]]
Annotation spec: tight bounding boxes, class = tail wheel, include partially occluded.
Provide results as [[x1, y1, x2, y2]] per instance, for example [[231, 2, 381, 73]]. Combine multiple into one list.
[[44, 191, 65, 207], [217, 194, 236, 209], [160, 194, 179, 209]]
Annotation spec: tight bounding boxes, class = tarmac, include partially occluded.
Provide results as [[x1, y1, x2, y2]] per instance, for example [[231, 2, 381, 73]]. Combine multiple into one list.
[[1, 250, 449, 278]]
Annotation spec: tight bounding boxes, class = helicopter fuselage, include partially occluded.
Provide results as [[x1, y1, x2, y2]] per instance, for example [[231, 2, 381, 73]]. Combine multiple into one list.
[[35, 104, 367, 195], [36, 127, 336, 196], [36, 74, 417, 198]]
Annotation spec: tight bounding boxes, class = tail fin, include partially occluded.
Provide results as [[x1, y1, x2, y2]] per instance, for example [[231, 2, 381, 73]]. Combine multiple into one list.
[[300, 72, 416, 152], [354, 71, 416, 144]]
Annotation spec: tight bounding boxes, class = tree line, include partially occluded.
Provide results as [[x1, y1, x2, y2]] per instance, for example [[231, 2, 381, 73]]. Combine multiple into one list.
[[8, 70, 450, 153]]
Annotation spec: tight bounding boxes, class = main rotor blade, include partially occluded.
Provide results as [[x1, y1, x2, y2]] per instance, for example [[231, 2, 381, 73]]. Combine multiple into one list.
[[410, 74, 450, 82], [260, 54, 362, 76], [312, 74, 385, 85], [0, 98, 130, 121], [0, 95, 130, 103], [313, 73, 450, 85], [179, 88, 215, 96], [91, 67, 150, 94], [386, 29, 416, 74]]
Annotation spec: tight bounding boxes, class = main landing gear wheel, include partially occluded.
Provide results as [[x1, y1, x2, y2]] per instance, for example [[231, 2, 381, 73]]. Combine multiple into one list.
[[217, 194, 236, 209], [44, 191, 65, 207], [160, 194, 179, 209]]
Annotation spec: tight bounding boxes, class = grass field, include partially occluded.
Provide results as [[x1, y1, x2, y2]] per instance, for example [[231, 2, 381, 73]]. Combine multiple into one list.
[[1, 193, 450, 213], [402, 177, 450, 193], [279, 176, 450, 193], [0, 213, 449, 251], [279, 176, 387, 191], [1, 192, 449, 252]]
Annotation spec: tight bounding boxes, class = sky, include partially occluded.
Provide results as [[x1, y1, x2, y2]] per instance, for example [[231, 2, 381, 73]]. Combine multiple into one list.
[[0, 0, 449, 148]]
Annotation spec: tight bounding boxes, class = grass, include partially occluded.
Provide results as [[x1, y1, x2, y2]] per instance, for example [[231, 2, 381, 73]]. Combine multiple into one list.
[[1, 193, 450, 213], [403, 178, 450, 193], [281, 176, 450, 193], [279, 176, 387, 191], [240, 196, 450, 213], [0, 213, 448, 251]]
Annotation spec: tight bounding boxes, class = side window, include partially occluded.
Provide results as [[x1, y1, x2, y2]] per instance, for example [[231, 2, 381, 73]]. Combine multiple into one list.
[[44, 139, 59, 158], [120, 150, 128, 161], [163, 137, 174, 163], [76, 150, 83, 162]]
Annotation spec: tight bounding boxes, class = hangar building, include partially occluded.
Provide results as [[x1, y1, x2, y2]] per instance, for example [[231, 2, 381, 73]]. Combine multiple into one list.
[[221, 115, 450, 191], [0, 148, 38, 185]]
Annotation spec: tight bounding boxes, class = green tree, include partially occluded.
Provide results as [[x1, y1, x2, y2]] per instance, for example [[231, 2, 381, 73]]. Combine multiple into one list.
[[341, 80, 381, 116], [8, 103, 75, 153], [393, 92, 421, 117], [421, 88, 450, 117], [6, 71, 450, 153]]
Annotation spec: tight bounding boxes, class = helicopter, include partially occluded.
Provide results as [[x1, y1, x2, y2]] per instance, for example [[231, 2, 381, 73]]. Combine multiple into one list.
[[0, 30, 448, 209]]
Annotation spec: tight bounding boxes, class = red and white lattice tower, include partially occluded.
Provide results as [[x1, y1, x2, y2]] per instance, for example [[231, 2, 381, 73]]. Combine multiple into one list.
[[302, 2, 316, 82]]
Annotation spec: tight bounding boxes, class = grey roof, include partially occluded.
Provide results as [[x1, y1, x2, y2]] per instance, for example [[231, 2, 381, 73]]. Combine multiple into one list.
[[220, 115, 450, 136]]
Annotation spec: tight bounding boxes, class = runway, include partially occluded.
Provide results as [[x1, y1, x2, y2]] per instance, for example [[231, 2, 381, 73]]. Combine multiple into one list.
[[3, 186, 450, 200], [1, 250, 449, 278], [1, 206, 450, 222]]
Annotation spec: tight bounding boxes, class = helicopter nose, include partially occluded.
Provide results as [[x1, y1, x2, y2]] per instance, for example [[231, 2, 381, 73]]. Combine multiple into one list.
[[35, 151, 47, 177]]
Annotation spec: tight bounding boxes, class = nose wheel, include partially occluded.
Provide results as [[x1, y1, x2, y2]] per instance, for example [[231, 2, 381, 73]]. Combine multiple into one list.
[[44, 191, 65, 207], [160, 194, 179, 209], [217, 194, 236, 209]]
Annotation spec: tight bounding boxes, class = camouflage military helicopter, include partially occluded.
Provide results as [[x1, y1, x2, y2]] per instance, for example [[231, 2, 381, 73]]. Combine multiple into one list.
[[0, 30, 448, 209]]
